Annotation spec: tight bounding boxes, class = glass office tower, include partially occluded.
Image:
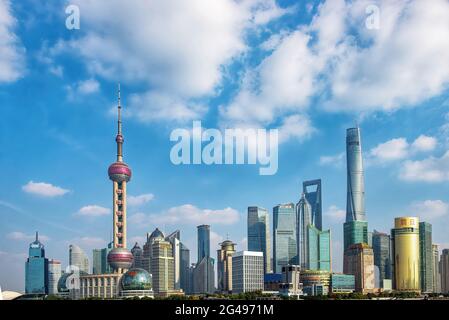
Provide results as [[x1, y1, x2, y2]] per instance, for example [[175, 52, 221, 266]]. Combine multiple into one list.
[[344, 127, 368, 273], [297, 193, 331, 271], [25, 232, 48, 294], [247, 206, 271, 273], [419, 222, 433, 293], [197, 225, 210, 262], [273, 203, 297, 273], [391, 217, 420, 292], [372, 230, 391, 285], [303, 179, 322, 231]]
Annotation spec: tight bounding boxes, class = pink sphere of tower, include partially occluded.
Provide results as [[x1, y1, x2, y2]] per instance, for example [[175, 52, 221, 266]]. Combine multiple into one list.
[[107, 247, 134, 270], [108, 162, 132, 182]]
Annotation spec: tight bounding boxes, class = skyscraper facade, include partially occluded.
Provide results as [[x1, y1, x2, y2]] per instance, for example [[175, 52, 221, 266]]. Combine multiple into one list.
[[441, 249, 449, 294], [131, 242, 143, 269], [343, 243, 375, 293], [372, 230, 391, 284], [180, 243, 190, 293], [247, 206, 271, 274], [344, 127, 368, 274], [69, 244, 89, 274], [217, 240, 236, 293], [47, 259, 61, 295], [151, 237, 175, 296], [166, 230, 181, 290], [232, 251, 264, 293], [25, 232, 48, 294], [419, 222, 433, 293], [303, 179, 322, 231], [197, 225, 210, 263], [391, 217, 420, 292], [307, 225, 331, 271], [106, 85, 134, 274], [193, 257, 215, 294], [142, 228, 165, 273], [273, 203, 297, 273], [296, 192, 331, 271], [432, 244, 441, 293]]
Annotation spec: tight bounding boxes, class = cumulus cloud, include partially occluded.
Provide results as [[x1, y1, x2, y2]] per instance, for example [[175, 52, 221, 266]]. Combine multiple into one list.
[[7, 231, 50, 242], [319, 152, 345, 167], [130, 204, 240, 227], [370, 138, 409, 162], [0, 0, 25, 82], [74, 205, 110, 217], [325, 205, 346, 221], [127, 193, 155, 207], [368, 135, 437, 164], [410, 200, 449, 220], [53, 0, 290, 122], [22, 181, 70, 197], [66, 78, 100, 100], [399, 151, 449, 182], [222, 0, 449, 135]]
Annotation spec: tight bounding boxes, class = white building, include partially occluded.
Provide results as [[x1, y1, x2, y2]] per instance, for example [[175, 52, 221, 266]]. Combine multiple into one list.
[[48, 259, 62, 295], [69, 244, 89, 274], [232, 251, 264, 293]]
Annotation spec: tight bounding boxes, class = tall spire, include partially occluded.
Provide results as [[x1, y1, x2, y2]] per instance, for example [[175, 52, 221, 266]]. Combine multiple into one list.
[[35, 231, 38, 242], [116, 83, 124, 162]]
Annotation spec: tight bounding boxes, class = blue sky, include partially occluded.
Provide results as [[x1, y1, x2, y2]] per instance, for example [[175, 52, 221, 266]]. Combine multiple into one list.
[[1, 0, 449, 292]]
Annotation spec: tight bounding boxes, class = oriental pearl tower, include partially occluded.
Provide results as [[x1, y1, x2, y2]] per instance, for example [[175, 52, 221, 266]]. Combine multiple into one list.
[[107, 84, 134, 273]]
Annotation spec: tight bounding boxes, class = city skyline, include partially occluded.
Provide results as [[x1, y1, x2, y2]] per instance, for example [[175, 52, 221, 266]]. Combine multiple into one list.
[[2, 0, 449, 293]]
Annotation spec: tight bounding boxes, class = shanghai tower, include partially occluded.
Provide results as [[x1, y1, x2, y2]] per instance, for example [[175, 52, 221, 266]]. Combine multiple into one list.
[[343, 127, 368, 273]]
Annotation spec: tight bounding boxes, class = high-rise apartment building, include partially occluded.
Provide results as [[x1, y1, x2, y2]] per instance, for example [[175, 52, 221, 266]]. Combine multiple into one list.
[[273, 203, 297, 273], [247, 206, 271, 274], [217, 240, 236, 293], [419, 222, 433, 293], [391, 217, 420, 292], [372, 230, 391, 285], [343, 243, 375, 293], [25, 232, 48, 294], [232, 251, 264, 293]]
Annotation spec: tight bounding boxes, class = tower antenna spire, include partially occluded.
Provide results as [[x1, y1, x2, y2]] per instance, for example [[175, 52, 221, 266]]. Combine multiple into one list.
[[118, 83, 122, 135], [35, 231, 38, 241], [116, 83, 124, 162]]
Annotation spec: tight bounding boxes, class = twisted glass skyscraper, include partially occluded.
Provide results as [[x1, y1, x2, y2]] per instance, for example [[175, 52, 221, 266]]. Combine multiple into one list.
[[344, 127, 368, 274]]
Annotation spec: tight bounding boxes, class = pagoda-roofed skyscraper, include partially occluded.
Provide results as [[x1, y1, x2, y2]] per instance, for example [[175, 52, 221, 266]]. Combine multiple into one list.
[[107, 85, 134, 273]]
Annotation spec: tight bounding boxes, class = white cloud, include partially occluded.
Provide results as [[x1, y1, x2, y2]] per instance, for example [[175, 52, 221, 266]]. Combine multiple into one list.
[[368, 135, 438, 165], [74, 205, 110, 217], [399, 151, 449, 182], [131, 204, 240, 227], [127, 193, 155, 207], [319, 152, 345, 167], [0, 0, 25, 82], [325, 205, 345, 221], [22, 181, 70, 197], [66, 78, 100, 99], [6, 231, 50, 242], [222, 0, 449, 134], [410, 200, 449, 220], [370, 138, 409, 162], [53, 0, 289, 122], [278, 114, 316, 143], [411, 135, 437, 153]]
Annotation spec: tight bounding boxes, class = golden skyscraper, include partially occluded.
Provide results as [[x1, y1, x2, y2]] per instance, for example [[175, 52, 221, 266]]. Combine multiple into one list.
[[392, 217, 420, 292]]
